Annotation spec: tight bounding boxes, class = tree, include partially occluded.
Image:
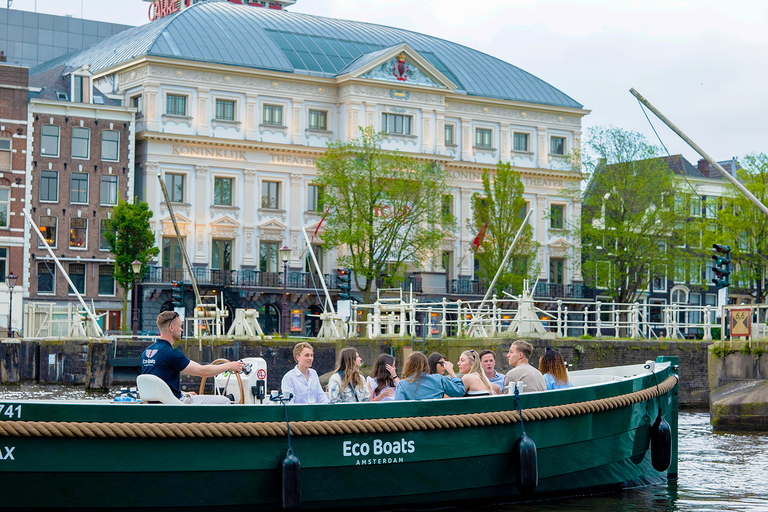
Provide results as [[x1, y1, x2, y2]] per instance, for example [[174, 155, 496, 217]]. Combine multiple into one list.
[[707, 153, 768, 302], [103, 199, 160, 331], [470, 161, 538, 296], [580, 126, 686, 304], [315, 127, 454, 305]]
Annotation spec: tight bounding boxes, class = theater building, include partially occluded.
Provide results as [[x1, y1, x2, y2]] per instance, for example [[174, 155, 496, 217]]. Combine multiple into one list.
[[42, 1, 588, 335]]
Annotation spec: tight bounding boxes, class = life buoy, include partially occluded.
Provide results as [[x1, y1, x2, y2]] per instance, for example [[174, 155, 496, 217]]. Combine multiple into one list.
[[513, 431, 538, 494], [282, 448, 301, 510], [651, 413, 672, 472]]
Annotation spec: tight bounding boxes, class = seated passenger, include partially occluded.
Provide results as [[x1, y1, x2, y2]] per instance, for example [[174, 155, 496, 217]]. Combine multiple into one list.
[[503, 340, 546, 394], [479, 349, 506, 394], [327, 347, 370, 403], [427, 352, 447, 375], [457, 350, 498, 396], [539, 347, 573, 390], [367, 354, 399, 402], [394, 352, 465, 400], [281, 342, 329, 404]]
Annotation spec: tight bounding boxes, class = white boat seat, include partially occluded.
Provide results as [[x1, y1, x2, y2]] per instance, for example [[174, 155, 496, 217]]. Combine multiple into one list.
[[136, 374, 183, 404]]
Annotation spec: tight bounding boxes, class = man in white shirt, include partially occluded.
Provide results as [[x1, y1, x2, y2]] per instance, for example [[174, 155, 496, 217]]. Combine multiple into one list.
[[280, 342, 329, 404]]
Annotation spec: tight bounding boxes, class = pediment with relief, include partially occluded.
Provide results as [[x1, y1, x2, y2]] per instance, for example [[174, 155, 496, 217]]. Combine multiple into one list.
[[160, 214, 191, 237], [549, 237, 571, 258], [341, 43, 456, 91], [258, 219, 288, 242], [210, 216, 240, 237]]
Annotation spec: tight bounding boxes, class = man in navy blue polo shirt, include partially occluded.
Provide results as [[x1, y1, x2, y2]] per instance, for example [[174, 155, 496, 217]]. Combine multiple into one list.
[[142, 311, 245, 404]]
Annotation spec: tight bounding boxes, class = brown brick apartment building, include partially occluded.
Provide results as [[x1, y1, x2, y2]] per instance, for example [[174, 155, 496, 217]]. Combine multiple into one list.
[[26, 64, 135, 333], [0, 58, 27, 336]]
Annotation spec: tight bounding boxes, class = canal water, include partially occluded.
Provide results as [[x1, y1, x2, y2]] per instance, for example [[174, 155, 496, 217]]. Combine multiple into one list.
[[2, 385, 766, 511]]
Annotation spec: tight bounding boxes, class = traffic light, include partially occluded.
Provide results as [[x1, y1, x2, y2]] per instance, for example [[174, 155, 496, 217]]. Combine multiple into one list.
[[711, 244, 731, 290], [336, 268, 352, 301], [171, 281, 183, 307]]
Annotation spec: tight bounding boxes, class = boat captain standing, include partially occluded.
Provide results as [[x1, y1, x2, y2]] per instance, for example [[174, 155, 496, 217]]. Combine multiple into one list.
[[142, 311, 245, 404]]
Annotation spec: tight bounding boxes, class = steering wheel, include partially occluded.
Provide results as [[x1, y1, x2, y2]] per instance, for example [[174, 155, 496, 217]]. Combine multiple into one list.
[[198, 358, 245, 404]]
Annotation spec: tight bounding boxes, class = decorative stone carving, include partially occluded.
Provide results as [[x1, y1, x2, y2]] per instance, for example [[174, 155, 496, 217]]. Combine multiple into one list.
[[195, 165, 209, 176], [257, 209, 287, 222], [245, 231, 253, 255], [197, 228, 205, 252], [244, 170, 258, 180], [159, 202, 191, 217], [446, 102, 580, 125], [143, 161, 160, 173], [210, 205, 240, 220], [211, 215, 240, 237]]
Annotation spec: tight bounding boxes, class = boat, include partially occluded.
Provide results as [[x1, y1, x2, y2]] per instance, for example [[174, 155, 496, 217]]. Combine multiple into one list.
[[0, 356, 678, 510]]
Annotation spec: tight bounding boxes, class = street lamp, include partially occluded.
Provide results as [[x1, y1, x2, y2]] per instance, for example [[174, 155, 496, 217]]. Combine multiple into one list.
[[6, 272, 16, 338], [131, 260, 142, 336], [279, 245, 291, 336]]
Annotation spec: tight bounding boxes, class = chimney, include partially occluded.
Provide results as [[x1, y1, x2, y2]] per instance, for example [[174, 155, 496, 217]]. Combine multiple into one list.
[[0, 51, 6, 63], [697, 159, 711, 178]]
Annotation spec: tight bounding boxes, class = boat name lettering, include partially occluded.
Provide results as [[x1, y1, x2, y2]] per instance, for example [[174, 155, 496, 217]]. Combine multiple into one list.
[[343, 438, 415, 458], [0, 404, 21, 419], [270, 154, 318, 166], [171, 145, 247, 161], [0, 447, 15, 461]]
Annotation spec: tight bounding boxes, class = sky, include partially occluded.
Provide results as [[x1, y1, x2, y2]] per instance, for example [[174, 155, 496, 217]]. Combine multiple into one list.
[[8, 0, 767, 165]]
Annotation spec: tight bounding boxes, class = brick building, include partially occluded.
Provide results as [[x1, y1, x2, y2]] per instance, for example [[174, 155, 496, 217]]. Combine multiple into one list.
[[0, 57, 27, 335], [25, 64, 135, 332]]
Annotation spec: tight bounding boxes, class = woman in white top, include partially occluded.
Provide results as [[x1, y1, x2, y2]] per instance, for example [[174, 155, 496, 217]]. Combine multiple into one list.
[[280, 342, 329, 404], [327, 347, 370, 403], [367, 354, 399, 402], [457, 350, 498, 396]]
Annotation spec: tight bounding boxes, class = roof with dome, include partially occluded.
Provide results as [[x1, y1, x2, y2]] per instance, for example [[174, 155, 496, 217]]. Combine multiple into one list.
[[32, 2, 582, 109]]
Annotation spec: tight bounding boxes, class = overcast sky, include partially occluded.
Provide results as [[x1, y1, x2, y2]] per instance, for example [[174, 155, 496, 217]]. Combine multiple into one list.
[[9, 0, 767, 165]]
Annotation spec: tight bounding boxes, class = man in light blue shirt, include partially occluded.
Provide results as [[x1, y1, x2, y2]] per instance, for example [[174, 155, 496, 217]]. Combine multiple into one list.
[[479, 349, 505, 394]]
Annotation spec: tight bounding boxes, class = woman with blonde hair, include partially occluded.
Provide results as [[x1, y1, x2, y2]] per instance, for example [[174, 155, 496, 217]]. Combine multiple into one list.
[[456, 350, 499, 396], [327, 347, 369, 403], [539, 347, 573, 390], [393, 352, 465, 400]]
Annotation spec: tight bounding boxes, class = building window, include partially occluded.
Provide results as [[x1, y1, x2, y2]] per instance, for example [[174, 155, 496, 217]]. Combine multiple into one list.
[[41, 125, 60, 157], [99, 218, 114, 251], [130, 95, 143, 115], [40, 170, 59, 202], [550, 204, 564, 229], [39, 216, 57, 248], [260, 241, 280, 272], [652, 267, 667, 292], [475, 128, 492, 149], [550, 258, 564, 285], [162, 236, 185, 269], [263, 104, 283, 126], [102, 130, 119, 161], [165, 173, 185, 203], [441, 194, 453, 221], [166, 94, 187, 116], [308, 110, 327, 130], [38, 262, 55, 293], [69, 218, 87, 249], [444, 124, 455, 145], [514, 132, 529, 152], [382, 113, 412, 135], [99, 264, 115, 295], [70, 173, 89, 204], [262, 181, 280, 209], [68, 263, 86, 295], [307, 184, 324, 212], [215, 99, 235, 121], [213, 177, 233, 206], [690, 196, 702, 217], [550, 136, 566, 155], [0, 248, 6, 282], [100, 175, 118, 206], [212, 239, 232, 271], [0, 139, 10, 170], [0, 188, 8, 227], [71, 127, 90, 159]]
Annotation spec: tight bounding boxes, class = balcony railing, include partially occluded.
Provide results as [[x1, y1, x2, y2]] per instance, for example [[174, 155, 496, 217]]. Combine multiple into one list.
[[448, 279, 487, 295], [375, 275, 423, 293], [142, 266, 333, 289], [532, 282, 597, 300]]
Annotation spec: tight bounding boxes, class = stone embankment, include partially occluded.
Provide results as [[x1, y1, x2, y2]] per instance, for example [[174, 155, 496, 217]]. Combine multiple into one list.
[[0, 337, 709, 407], [709, 339, 768, 429]]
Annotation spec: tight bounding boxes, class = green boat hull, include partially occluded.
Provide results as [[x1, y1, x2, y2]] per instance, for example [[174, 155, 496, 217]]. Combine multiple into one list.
[[0, 357, 679, 509]]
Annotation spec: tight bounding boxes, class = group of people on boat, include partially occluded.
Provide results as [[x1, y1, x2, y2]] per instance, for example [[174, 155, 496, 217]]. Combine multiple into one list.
[[279, 339, 573, 404], [141, 311, 572, 405]]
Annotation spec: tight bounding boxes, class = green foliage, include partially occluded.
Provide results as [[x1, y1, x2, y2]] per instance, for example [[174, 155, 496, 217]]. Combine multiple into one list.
[[470, 162, 538, 295], [104, 199, 160, 293], [315, 127, 454, 304], [703, 153, 768, 301], [579, 126, 687, 303]]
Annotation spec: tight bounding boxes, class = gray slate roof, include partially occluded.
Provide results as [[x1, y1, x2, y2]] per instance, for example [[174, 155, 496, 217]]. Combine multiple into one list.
[[32, 2, 582, 109]]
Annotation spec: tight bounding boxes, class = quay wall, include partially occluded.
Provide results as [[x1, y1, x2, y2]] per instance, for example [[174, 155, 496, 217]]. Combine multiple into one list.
[[0, 337, 709, 407], [709, 340, 768, 429]]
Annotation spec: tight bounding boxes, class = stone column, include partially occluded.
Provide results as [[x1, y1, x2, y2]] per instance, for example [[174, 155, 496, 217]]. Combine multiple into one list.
[[459, 187, 473, 276], [245, 94, 259, 140], [292, 100, 303, 144], [537, 129, 548, 169], [194, 165, 209, 264], [500, 123, 509, 162], [460, 118, 472, 162], [537, 193, 549, 280], [289, 172, 303, 267], [197, 88, 210, 137], [143, 161, 159, 214], [436, 112, 446, 153], [242, 170, 257, 267], [143, 85, 160, 132]]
